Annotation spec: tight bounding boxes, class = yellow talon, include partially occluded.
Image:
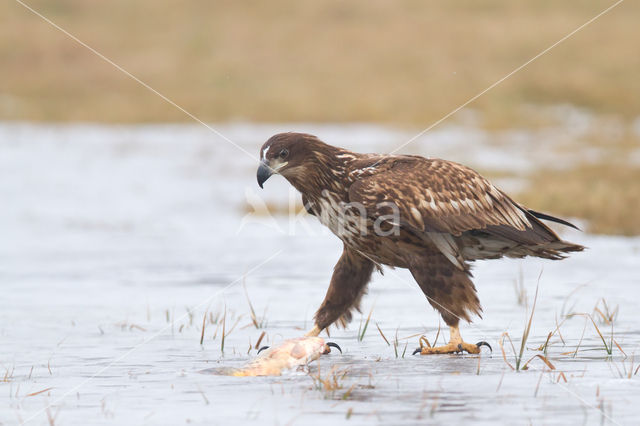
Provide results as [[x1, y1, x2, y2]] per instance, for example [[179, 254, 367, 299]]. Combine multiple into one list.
[[415, 325, 486, 355], [419, 336, 432, 349], [418, 341, 481, 355]]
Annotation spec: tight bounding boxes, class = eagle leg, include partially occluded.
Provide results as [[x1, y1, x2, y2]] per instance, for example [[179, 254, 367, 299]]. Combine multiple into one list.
[[305, 325, 322, 337], [310, 245, 375, 335], [414, 325, 489, 355]]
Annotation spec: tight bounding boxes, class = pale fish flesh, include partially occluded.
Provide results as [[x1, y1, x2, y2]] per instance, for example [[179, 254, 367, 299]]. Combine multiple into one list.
[[207, 337, 341, 377]]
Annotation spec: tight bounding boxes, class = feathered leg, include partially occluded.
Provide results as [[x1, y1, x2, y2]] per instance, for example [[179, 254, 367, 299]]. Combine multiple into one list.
[[306, 245, 374, 336], [407, 250, 488, 354]]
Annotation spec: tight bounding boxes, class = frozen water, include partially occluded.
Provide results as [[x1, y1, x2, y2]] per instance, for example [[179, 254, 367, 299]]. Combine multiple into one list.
[[1, 122, 639, 425]]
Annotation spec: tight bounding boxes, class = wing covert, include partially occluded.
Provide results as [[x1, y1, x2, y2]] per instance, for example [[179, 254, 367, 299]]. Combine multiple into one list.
[[347, 157, 533, 237]]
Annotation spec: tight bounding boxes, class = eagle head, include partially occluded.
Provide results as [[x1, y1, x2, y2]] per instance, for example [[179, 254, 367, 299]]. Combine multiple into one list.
[[257, 132, 324, 188]]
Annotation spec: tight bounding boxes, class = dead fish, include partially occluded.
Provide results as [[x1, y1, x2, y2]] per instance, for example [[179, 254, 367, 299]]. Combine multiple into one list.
[[220, 336, 341, 377]]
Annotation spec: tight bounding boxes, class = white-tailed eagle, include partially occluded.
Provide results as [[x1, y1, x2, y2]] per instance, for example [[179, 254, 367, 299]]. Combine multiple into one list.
[[257, 133, 583, 354]]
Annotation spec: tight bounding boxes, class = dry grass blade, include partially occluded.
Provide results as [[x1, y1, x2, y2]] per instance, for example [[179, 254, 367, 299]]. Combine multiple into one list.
[[221, 307, 227, 353], [433, 323, 441, 347], [554, 314, 566, 345], [26, 387, 53, 397], [517, 282, 540, 370], [496, 371, 506, 393], [375, 322, 390, 346], [357, 306, 374, 342], [3, 367, 14, 382], [398, 331, 430, 341], [393, 329, 399, 358], [419, 336, 432, 350], [243, 282, 265, 329], [346, 408, 353, 419], [498, 333, 515, 371], [46, 409, 54, 426], [311, 365, 349, 397], [498, 283, 540, 371], [565, 316, 588, 357], [533, 367, 546, 397], [255, 330, 266, 349], [522, 354, 556, 371], [225, 316, 242, 338], [556, 371, 568, 383], [213, 318, 221, 340], [540, 331, 553, 355], [539, 315, 567, 355], [197, 385, 210, 405], [514, 266, 527, 307], [611, 361, 624, 379], [341, 384, 356, 400], [612, 354, 637, 379], [593, 298, 618, 325], [593, 308, 608, 324], [568, 313, 614, 355], [200, 310, 207, 345]]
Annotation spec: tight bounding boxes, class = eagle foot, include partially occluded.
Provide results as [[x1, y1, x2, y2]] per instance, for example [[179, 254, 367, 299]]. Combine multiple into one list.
[[412, 340, 491, 355]]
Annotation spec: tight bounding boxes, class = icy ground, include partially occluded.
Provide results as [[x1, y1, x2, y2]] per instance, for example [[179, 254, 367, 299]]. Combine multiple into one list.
[[1, 122, 639, 425]]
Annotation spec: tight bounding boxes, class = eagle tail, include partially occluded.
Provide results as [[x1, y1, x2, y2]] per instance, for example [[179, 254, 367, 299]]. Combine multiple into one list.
[[463, 209, 585, 262], [520, 210, 585, 258], [527, 209, 581, 231], [518, 239, 585, 260], [526, 209, 585, 257]]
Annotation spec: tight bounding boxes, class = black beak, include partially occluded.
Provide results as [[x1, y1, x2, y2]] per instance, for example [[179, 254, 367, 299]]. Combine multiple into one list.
[[323, 342, 342, 354], [257, 161, 272, 189]]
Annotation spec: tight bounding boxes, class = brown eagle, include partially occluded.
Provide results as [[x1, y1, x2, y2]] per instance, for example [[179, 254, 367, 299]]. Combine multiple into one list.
[[256, 132, 583, 354]]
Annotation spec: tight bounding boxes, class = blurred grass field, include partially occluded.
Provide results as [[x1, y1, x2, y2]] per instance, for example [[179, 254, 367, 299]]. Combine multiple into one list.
[[2, 0, 638, 125], [2, 0, 639, 234], [516, 162, 640, 236]]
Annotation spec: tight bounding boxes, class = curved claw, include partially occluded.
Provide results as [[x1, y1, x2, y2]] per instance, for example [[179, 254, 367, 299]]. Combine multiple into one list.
[[476, 341, 492, 353], [257, 346, 270, 354], [412, 348, 421, 355], [325, 342, 342, 354]]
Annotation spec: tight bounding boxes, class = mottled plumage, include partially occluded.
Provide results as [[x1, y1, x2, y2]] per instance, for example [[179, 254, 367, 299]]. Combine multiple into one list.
[[257, 133, 583, 352]]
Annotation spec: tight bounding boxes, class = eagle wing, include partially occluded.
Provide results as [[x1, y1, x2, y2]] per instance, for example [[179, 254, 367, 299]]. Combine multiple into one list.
[[348, 156, 559, 268]]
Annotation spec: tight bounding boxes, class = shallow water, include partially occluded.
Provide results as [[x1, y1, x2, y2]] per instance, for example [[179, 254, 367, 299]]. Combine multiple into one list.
[[1, 122, 639, 425]]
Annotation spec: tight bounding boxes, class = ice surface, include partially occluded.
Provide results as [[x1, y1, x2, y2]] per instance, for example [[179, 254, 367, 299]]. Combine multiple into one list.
[[1, 122, 639, 425]]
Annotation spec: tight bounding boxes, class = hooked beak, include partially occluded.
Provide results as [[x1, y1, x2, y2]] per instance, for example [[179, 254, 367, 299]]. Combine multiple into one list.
[[257, 161, 273, 189]]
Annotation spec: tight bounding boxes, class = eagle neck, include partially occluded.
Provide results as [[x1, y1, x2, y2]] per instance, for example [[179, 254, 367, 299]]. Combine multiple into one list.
[[289, 147, 356, 202]]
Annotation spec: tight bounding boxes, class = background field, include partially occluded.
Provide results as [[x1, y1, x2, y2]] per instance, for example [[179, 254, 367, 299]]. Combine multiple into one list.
[[2, 0, 639, 125], [3, 0, 639, 234]]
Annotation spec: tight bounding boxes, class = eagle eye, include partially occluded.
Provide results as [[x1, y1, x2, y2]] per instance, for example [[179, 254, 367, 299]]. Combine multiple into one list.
[[279, 149, 289, 159]]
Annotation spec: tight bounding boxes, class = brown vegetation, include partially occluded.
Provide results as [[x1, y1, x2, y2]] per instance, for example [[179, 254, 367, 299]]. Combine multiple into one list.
[[516, 162, 640, 235], [5, 1, 639, 235], [2, 1, 638, 126]]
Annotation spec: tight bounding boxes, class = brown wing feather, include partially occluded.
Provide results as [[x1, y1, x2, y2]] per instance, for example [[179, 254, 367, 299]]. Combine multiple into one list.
[[349, 156, 535, 237]]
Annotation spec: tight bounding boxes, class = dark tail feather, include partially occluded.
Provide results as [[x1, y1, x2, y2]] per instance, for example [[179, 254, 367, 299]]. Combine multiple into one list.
[[527, 210, 581, 231]]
